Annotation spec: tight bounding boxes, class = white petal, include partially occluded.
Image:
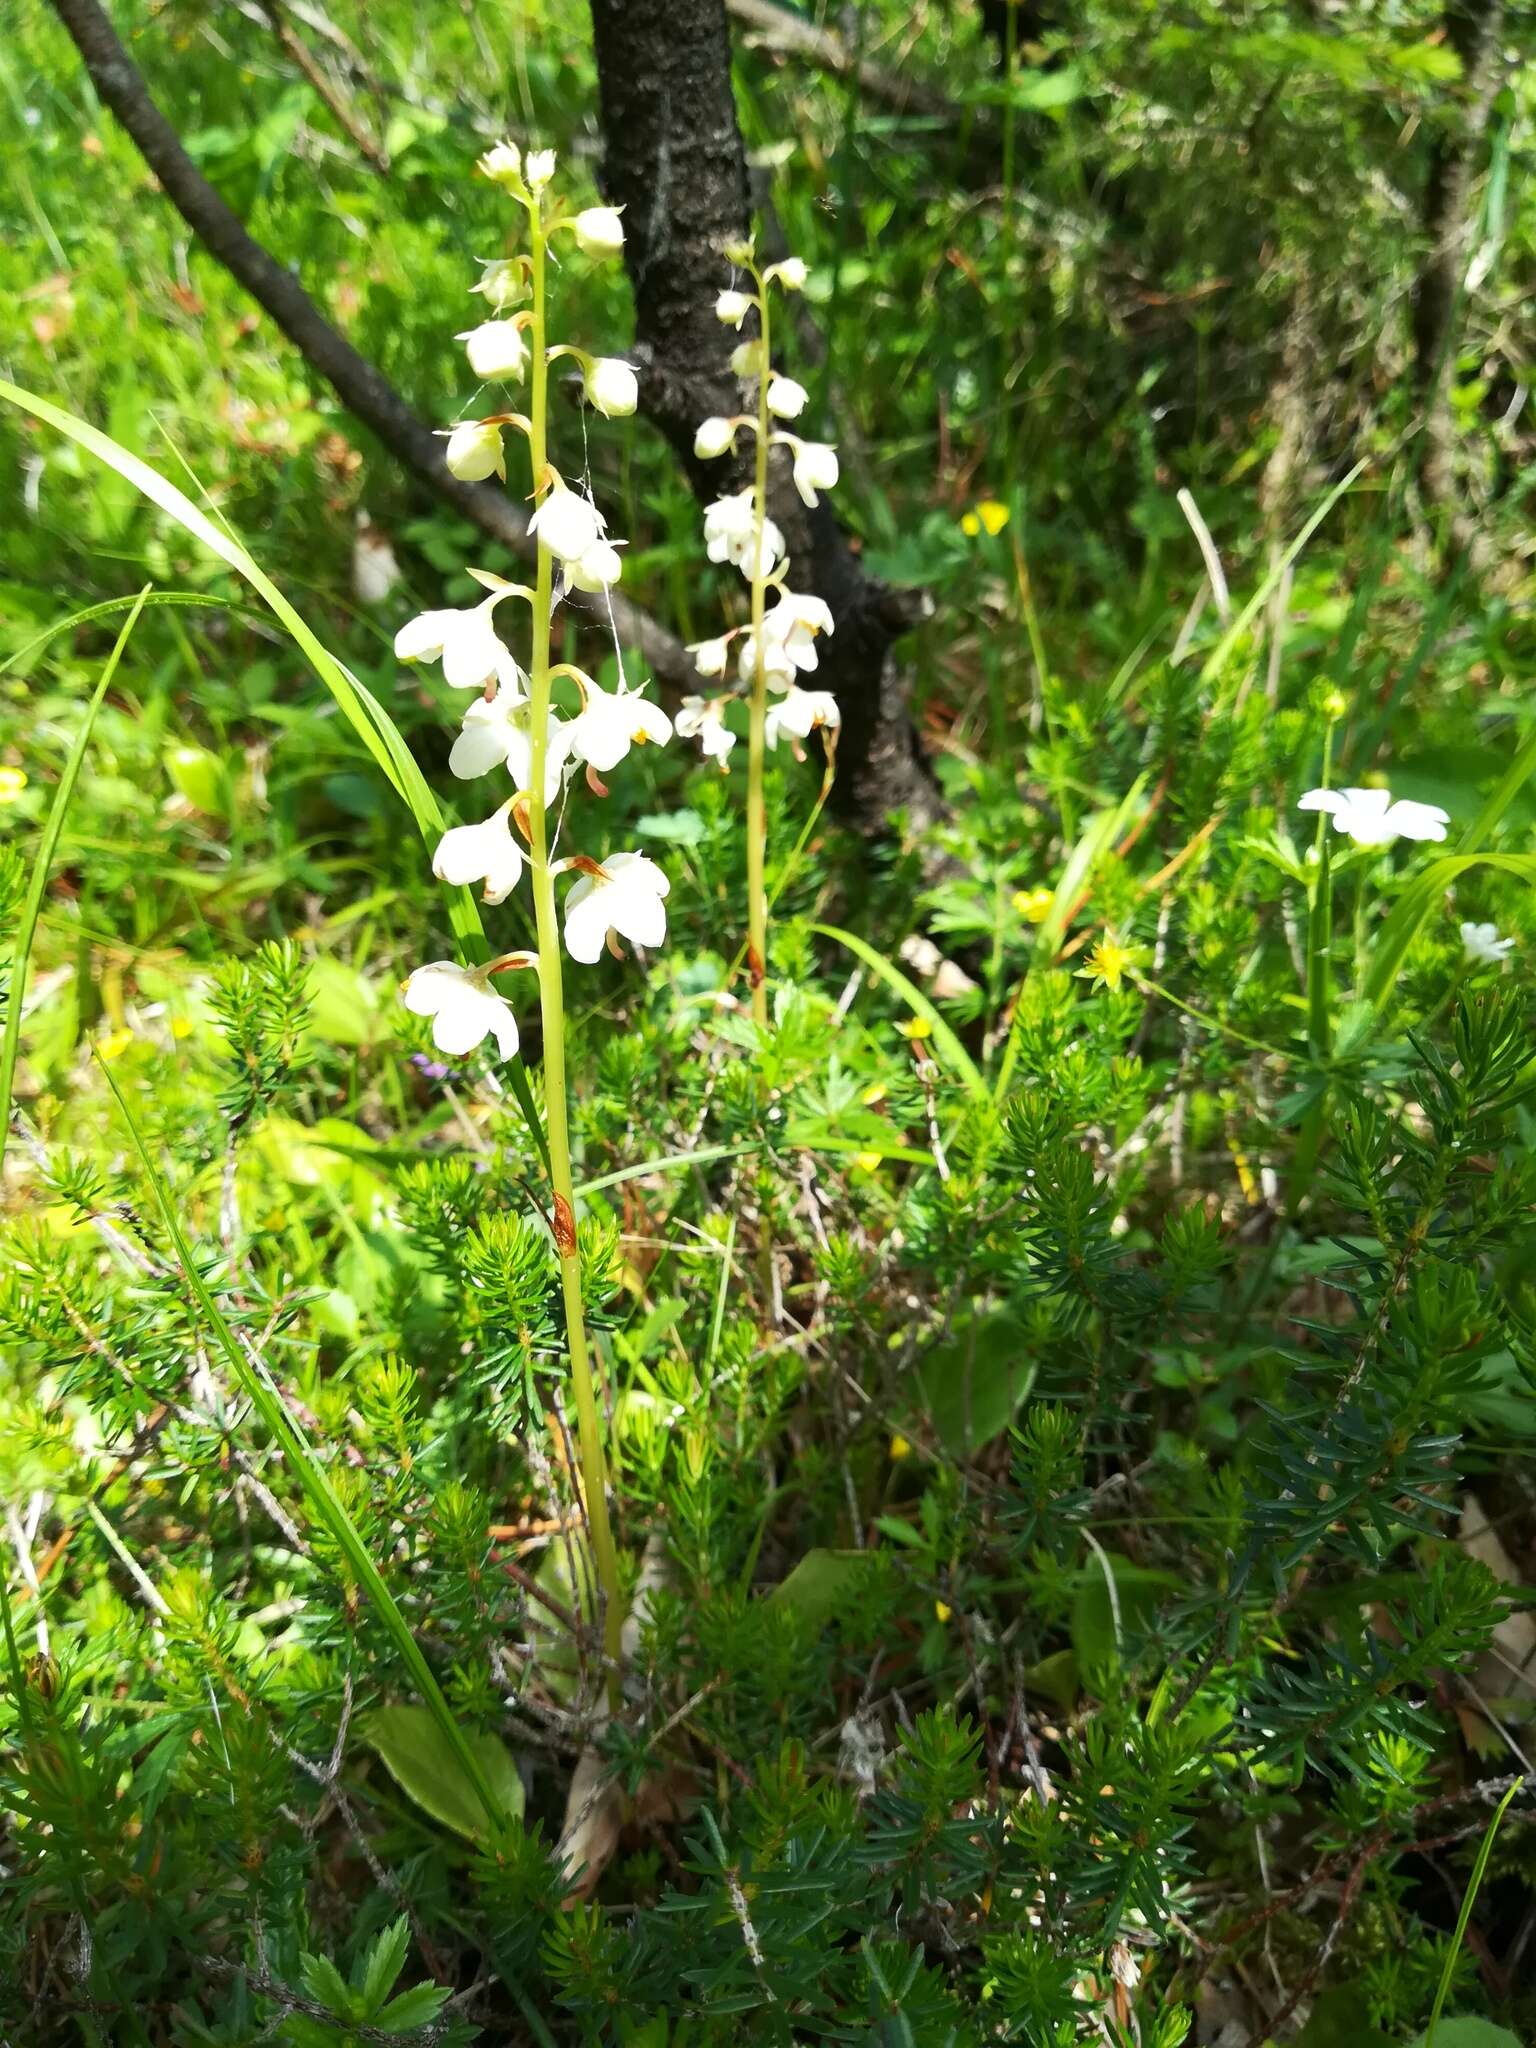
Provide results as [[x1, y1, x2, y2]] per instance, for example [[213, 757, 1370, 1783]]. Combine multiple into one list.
[[1383, 799, 1449, 842], [441, 605, 507, 690], [395, 609, 454, 663], [1296, 788, 1345, 815], [432, 809, 524, 904], [767, 376, 808, 420], [562, 876, 610, 964]]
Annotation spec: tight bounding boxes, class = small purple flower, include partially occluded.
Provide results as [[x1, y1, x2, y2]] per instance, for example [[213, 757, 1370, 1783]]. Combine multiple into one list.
[[409, 1051, 454, 1082]]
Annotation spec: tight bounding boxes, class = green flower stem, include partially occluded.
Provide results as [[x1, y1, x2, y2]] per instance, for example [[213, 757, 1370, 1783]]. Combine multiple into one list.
[[524, 195, 623, 1687], [746, 264, 773, 1029]]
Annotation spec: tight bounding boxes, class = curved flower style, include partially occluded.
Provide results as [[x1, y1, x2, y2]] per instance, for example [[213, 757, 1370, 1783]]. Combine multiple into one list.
[[568, 680, 673, 773], [563, 852, 671, 964], [676, 696, 737, 765], [1461, 921, 1514, 966], [766, 686, 841, 750], [402, 962, 519, 1060], [431, 802, 525, 905], [1298, 786, 1449, 847]]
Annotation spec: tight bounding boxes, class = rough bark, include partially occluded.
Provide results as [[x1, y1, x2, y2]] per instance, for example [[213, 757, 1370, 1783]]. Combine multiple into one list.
[[1410, 0, 1506, 548], [589, 0, 943, 834], [45, 0, 690, 687]]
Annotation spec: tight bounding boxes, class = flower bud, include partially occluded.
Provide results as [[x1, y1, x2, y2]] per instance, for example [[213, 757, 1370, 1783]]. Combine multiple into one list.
[[444, 419, 504, 482], [730, 339, 765, 378], [525, 147, 557, 191], [716, 288, 753, 327], [721, 238, 754, 265], [767, 375, 808, 420], [694, 416, 736, 459], [585, 356, 638, 417], [459, 320, 528, 382], [790, 439, 838, 507], [478, 141, 522, 189], [765, 257, 808, 291], [572, 205, 625, 256]]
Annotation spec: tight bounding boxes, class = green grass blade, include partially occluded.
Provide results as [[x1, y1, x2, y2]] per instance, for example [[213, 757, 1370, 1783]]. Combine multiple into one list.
[[1422, 1774, 1524, 2048], [812, 923, 987, 1100], [6, 591, 262, 676], [97, 1061, 515, 1842], [1, 586, 151, 1182], [0, 378, 548, 1167]]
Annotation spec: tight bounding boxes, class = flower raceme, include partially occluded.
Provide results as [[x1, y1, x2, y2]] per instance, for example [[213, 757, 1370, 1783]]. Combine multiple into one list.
[[1297, 785, 1450, 848]]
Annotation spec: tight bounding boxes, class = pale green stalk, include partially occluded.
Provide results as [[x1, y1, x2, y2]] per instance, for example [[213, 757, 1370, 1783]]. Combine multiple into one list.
[[523, 195, 623, 1683], [745, 263, 773, 1028]]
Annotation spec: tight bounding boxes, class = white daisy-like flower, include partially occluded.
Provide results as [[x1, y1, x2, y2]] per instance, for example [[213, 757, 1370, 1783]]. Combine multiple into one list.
[[766, 686, 840, 749], [767, 375, 808, 420], [689, 633, 733, 678], [787, 438, 839, 508], [716, 288, 753, 327], [704, 490, 784, 578], [676, 696, 737, 765], [402, 962, 520, 1061], [762, 590, 834, 673], [585, 357, 638, 418], [568, 680, 673, 773], [432, 802, 524, 905], [764, 257, 807, 291], [1297, 786, 1450, 847], [694, 416, 737, 460], [443, 419, 505, 483], [563, 852, 670, 964], [394, 597, 511, 691], [529, 485, 606, 568], [458, 320, 528, 382], [572, 205, 624, 256], [1460, 920, 1515, 966], [448, 684, 570, 803]]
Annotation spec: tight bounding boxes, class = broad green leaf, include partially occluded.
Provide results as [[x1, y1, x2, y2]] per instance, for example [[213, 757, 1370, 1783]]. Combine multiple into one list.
[[910, 1309, 1035, 1458], [364, 1705, 526, 1845], [1070, 1552, 1179, 1675], [1410, 2024, 1523, 2048], [770, 1549, 875, 1628]]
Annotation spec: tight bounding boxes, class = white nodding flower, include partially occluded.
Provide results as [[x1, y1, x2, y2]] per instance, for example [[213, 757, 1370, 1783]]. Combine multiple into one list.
[[459, 320, 528, 382], [766, 686, 841, 749], [394, 597, 509, 690], [737, 629, 797, 689], [432, 802, 524, 905], [478, 141, 522, 188], [524, 147, 557, 190], [788, 438, 839, 507], [584, 357, 638, 418], [1461, 921, 1514, 966], [402, 962, 520, 1061], [764, 257, 808, 292], [447, 680, 569, 804], [731, 338, 765, 378], [676, 695, 737, 765], [1297, 786, 1450, 848], [472, 259, 524, 313], [767, 375, 809, 420], [689, 633, 733, 678], [762, 590, 835, 673], [716, 288, 753, 327], [704, 490, 784, 578], [694, 416, 737, 460], [565, 538, 625, 592], [572, 205, 625, 256], [529, 484, 606, 568], [563, 852, 670, 964], [569, 680, 673, 772], [444, 419, 505, 482]]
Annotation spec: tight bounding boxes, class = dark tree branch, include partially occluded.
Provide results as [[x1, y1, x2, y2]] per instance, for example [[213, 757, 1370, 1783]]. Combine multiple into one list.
[[44, 0, 691, 688], [724, 0, 950, 119], [589, 0, 943, 834]]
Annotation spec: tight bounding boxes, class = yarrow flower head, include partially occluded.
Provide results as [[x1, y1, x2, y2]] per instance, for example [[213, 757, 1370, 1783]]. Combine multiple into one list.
[[1460, 920, 1514, 966], [402, 962, 520, 1061], [563, 852, 670, 964], [1298, 786, 1450, 848]]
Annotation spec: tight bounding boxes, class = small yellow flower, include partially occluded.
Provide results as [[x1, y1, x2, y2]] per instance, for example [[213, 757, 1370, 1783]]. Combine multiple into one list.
[[860, 1081, 888, 1106], [854, 1149, 883, 1173], [1013, 886, 1054, 923], [889, 1433, 912, 1461], [1077, 936, 1145, 995], [97, 1028, 135, 1063], [934, 1599, 953, 1624], [170, 1017, 193, 1040], [902, 1015, 933, 1041], [0, 766, 28, 804], [960, 499, 1009, 538]]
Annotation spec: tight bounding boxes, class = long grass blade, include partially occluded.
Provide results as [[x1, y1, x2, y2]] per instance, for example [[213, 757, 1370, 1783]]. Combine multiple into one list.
[[1, 586, 151, 1181], [812, 923, 987, 1099], [97, 1061, 515, 1842], [1422, 1774, 1524, 2048]]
